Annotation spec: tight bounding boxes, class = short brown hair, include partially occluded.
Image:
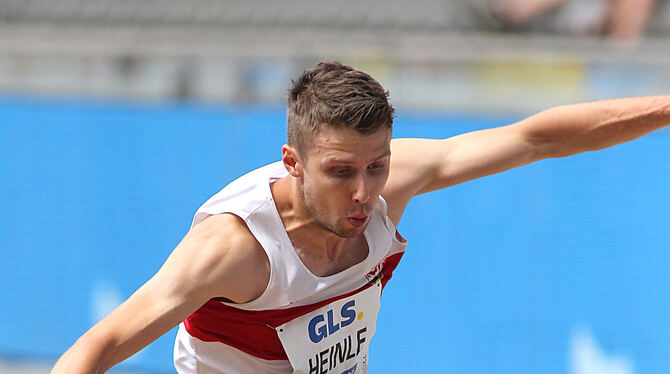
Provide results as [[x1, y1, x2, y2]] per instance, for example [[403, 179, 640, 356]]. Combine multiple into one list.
[[287, 61, 395, 155]]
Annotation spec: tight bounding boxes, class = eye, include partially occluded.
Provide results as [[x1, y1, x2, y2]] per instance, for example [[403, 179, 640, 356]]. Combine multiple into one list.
[[367, 162, 386, 172], [331, 167, 353, 177]]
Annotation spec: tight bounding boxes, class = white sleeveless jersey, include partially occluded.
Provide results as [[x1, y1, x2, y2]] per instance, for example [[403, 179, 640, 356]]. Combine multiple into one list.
[[174, 161, 407, 374]]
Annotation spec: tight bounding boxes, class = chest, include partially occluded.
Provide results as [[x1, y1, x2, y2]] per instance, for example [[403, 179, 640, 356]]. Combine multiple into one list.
[[294, 236, 370, 277]]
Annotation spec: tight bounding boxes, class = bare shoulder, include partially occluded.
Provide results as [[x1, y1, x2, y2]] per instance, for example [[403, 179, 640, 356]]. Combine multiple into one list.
[[50, 213, 271, 373], [382, 138, 443, 225], [173, 213, 270, 304]]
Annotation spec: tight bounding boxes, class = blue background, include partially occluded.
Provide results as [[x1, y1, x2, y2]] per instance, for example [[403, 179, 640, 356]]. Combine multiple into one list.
[[1, 97, 669, 373]]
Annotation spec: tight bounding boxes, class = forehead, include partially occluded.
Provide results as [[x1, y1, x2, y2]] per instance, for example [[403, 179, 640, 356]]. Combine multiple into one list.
[[306, 125, 391, 164]]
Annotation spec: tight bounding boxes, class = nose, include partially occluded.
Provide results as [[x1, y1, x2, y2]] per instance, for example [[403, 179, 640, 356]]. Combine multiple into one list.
[[352, 175, 370, 204]]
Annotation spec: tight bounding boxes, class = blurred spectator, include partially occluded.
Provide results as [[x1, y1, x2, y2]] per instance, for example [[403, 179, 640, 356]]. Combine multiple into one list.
[[606, 0, 658, 39], [474, 0, 659, 41]]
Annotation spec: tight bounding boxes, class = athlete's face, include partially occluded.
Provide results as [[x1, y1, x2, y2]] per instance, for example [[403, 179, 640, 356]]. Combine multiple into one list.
[[298, 125, 391, 238]]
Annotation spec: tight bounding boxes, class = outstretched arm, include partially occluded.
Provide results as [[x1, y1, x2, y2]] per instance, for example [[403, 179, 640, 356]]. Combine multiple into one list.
[[383, 96, 670, 224], [51, 214, 269, 374]]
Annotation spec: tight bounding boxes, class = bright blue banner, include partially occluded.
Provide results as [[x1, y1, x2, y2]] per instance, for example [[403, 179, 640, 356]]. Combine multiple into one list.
[[1, 97, 668, 373]]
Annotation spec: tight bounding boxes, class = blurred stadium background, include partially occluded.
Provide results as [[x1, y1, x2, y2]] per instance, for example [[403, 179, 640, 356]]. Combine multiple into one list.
[[1, 1, 669, 373]]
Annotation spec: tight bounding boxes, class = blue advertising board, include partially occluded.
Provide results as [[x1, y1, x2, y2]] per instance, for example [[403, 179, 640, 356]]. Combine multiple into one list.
[[1, 97, 668, 373]]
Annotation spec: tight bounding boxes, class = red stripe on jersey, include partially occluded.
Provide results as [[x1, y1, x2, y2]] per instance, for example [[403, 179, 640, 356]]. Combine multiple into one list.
[[380, 251, 404, 289], [184, 251, 405, 361]]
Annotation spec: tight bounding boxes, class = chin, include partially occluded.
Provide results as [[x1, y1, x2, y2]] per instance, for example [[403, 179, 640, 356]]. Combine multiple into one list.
[[335, 223, 368, 238]]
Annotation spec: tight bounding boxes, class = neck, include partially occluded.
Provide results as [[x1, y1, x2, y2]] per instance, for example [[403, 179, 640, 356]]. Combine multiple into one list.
[[271, 176, 348, 259]]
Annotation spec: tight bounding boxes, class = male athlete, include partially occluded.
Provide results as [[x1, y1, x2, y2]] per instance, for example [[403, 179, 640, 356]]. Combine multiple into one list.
[[52, 61, 669, 374]]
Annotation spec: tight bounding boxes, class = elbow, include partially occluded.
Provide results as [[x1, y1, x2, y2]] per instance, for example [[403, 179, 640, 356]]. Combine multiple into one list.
[[538, 140, 574, 159], [524, 131, 566, 161]]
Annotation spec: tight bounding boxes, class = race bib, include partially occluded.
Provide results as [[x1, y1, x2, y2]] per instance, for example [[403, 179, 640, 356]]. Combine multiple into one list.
[[276, 280, 382, 374]]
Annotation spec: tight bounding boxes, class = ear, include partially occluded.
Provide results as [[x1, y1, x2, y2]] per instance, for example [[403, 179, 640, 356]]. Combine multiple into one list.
[[282, 144, 304, 177]]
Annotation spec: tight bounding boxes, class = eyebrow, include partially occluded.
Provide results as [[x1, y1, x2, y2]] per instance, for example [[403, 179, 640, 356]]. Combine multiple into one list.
[[323, 149, 391, 165]]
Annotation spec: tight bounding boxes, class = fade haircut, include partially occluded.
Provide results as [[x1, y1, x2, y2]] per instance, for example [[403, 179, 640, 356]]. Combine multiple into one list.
[[287, 61, 395, 157]]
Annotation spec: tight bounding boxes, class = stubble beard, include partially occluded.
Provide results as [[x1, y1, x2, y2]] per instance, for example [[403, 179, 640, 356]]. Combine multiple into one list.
[[303, 183, 368, 239]]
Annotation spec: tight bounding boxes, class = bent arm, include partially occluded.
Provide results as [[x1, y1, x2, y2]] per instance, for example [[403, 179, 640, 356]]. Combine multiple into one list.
[[383, 96, 670, 224], [51, 214, 269, 374]]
